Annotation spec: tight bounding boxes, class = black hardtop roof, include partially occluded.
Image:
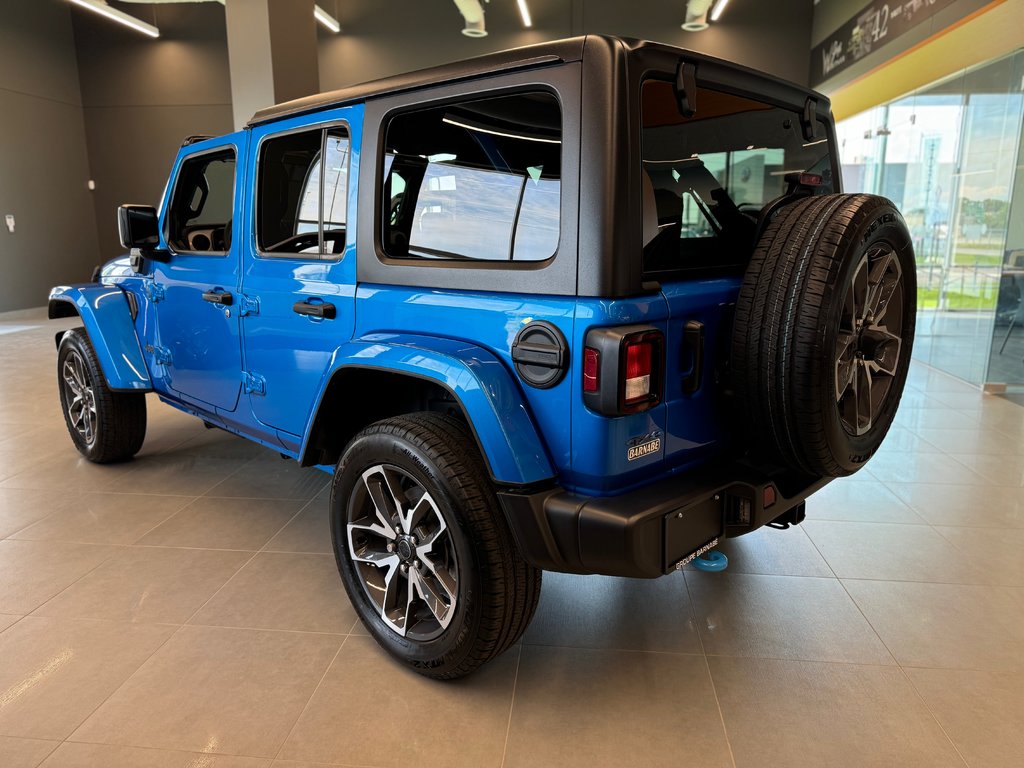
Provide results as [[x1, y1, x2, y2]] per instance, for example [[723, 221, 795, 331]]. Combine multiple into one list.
[[247, 34, 828, 128], [247, 35, 589, 127]]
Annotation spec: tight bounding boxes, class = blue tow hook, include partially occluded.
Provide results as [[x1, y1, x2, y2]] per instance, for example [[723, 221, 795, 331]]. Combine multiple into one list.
[[690, 550, 729, 573]]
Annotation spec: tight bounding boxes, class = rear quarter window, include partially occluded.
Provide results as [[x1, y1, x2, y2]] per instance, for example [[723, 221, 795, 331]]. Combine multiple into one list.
[[381, 91, 561, 264]]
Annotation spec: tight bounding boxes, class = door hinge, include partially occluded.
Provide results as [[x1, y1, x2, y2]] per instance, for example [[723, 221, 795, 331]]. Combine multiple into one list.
[[243, 371, 266, 396], [145, 344, 172, 366], [143, 281, 165, 303], [239, 295, 260, 316]]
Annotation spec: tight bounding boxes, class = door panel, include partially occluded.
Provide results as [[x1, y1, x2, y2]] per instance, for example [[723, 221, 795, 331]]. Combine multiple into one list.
[[241, 108, 361, 439], [153, 142, 245, 412]]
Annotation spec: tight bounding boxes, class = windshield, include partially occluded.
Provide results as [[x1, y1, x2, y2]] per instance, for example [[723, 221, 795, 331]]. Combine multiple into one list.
[[641, 79, 835, 275]]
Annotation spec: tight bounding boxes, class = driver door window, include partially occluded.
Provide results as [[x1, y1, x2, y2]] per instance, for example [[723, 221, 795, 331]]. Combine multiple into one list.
[[257, 126, 350, 259], [167, 149, 235, 255]]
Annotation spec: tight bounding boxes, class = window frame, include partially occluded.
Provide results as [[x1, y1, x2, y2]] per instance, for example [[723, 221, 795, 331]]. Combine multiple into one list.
[[379, 87, 563, 265], [252, 119, 351, 262], [163, 144, 238, 258], [358, 64, 581, 297]]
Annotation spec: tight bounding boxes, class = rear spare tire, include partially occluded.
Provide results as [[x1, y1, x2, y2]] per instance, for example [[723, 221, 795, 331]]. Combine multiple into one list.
[[731, 193, 916, 477]]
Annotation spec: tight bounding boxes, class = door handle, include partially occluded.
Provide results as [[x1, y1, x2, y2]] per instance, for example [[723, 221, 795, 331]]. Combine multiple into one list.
[[293, 300, 336, 320], [202, 289, 233, 306]]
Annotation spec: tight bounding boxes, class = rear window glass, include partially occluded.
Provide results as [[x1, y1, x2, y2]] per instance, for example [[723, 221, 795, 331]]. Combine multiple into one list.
[[381, 91, 561, 263], [641, 80, 834, 275]]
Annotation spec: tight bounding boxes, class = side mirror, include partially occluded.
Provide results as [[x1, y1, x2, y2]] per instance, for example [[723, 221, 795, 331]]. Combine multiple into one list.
[[117, 204, 160, 249]]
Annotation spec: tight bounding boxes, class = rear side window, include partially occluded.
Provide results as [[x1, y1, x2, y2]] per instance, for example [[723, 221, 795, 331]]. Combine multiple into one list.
[[257, 126, 350, 258], [167, 149, 235, 254], [382, 91, 561, 263]]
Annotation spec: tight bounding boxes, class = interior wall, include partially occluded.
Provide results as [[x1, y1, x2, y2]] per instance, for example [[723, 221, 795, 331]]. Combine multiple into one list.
[[72, 1, 234, 260], [0, 0, 99, 312], [317, 0, 815, 92]]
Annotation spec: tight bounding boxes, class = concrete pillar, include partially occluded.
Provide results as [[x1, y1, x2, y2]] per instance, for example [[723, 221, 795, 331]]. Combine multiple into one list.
[[225, 0, 320, 130]]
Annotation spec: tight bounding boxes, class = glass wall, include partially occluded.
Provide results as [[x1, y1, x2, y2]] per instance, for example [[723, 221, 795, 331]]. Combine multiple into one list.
[[836, 51, 1024, 389]]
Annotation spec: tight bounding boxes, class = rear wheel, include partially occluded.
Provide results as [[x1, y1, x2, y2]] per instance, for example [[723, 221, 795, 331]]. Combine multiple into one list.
[[330, 412, 541, 679], [57, 328, 147, 463], [731, 194, 916, 477]]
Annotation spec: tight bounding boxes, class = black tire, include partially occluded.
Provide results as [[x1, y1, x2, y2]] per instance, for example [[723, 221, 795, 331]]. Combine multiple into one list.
[[57, 328, 147, 463], [330, 412, 541, 679], [731, 194, 916, 477]]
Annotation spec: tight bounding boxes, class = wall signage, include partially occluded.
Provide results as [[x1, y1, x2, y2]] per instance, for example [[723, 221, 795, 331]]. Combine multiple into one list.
[[811, 0, 959, 85]]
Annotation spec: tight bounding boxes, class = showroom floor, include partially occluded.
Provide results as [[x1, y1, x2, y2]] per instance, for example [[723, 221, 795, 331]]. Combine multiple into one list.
[[1, 311, 1023, 768]]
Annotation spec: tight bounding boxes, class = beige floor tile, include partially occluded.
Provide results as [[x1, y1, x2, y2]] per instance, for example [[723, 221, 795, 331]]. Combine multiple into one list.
[[873, 426, 942, 454], [263, 498, 332, 555], [0, 540, 117, 614], [72, 625, 341, 758], [0, 736, 59, 768], [11, 493, 193, 545], [861, 451, 987, 486], [807, 477, 925, 524], [190, 552, 355, 634], [915, 425, 1024, 455], [947, 452, 1024, 487], [524, 571, 702, 653], [887, 481, 1024, 528], [907, 667, 1024, 768], [686, 571, 893, 665], [0, 614, 21, 633], [0, 448, 53, 486], [710, 526, 834, 577], [204, 455, 329, 501], [802, 520, 991, 584], [709, 656, 964, 768], [271, 762, 352, 768], [34, 547, 251, 624], [0, 617, 174, 740], [39, 742, 272, 767], [117, 453, 251, 497], [171, 429, 266, 461], [0, 453, 134, 493], [0, 489, 66, 539], [933, 526, 1024, 586], [844, 579, 1024, 670], [892, 407, 979, 431], [138, 497, 305, 551], [280, 635, 515, 767], [504, 644, 732, 768]]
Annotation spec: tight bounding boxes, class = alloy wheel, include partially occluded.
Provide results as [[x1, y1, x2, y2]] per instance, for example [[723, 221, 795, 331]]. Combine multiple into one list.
[[346, 464, 459, 641], [62, 349, 98, 446], [835, 243, 905, 436]]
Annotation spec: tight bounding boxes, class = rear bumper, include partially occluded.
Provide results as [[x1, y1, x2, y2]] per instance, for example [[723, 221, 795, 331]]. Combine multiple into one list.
[[497, 463, 830, 578]]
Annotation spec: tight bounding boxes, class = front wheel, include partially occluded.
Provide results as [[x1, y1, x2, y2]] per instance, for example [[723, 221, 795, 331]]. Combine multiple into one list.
[[57, 328, 147, 463], [330, 412, 541, 679]]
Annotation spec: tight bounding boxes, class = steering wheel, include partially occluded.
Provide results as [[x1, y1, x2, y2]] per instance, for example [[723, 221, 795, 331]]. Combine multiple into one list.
[[265, 232, 321, 253]]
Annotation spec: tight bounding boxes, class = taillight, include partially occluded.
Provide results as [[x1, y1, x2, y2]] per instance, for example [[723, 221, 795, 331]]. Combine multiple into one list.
[[583, 347, 600, 392], [624, 338, 653, 403], [582, 325, 664, 415]]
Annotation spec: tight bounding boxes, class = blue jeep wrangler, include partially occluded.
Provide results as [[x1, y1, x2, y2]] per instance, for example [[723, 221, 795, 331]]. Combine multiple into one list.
[[49, 36, 915, 678]]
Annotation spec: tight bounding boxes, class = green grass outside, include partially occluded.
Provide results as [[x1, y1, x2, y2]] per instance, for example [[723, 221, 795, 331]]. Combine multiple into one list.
[[918, 287, 998, 310]]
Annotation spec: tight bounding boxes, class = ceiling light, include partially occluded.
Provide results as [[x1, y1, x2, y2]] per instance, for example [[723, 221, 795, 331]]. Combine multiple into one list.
[[314, 4, 340, 33], [709, 0, 729, 22], [681, 0, 712, 32], [68, 0, 159, 38], [516, 0, 532, 28], [454, 0, 487, 37]]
